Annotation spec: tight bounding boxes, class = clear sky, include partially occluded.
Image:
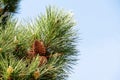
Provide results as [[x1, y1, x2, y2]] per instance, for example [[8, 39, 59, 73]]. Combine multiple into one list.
[[16, 0, 120, 80]]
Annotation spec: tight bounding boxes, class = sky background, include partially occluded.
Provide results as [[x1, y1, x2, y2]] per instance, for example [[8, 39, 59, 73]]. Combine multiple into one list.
[[16, 0, 120, 80]]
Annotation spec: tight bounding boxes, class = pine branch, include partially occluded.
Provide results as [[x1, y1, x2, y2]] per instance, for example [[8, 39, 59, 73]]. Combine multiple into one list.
[[33, 6, 77, 79], [0, 0, 21, 28], [0, 6, 77, 80]]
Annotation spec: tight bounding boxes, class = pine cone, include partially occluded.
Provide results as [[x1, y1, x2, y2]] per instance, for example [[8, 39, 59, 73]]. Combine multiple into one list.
[[32, 40, 46, 56], [39, 56, 47, 66]]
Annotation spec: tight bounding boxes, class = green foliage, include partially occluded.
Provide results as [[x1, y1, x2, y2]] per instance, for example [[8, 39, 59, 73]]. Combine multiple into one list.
[[0, 0, 21, 27], [0, 6, 77, 80], [1, 0, 21, 13]]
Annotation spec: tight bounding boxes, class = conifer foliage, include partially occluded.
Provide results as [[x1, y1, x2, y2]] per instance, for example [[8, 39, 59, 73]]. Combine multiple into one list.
[[0, 0, 21, 27], [0, 0, 78, 80]]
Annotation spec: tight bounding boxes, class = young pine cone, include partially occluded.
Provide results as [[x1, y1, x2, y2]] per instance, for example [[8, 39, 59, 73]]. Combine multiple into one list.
[[39, 56, 47, 66], [32, 40, 46, 56]]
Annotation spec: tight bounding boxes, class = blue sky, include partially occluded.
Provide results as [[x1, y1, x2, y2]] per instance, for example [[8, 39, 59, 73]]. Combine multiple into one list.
[[16, 0, 120, 80]]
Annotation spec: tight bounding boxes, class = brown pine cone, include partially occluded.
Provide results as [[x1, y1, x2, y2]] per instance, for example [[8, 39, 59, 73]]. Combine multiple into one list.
[[39, 56, 47, 66], [32, 40, 46, 56]]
